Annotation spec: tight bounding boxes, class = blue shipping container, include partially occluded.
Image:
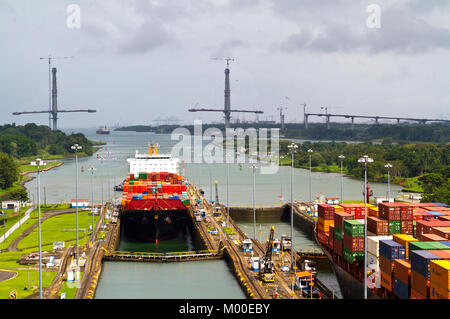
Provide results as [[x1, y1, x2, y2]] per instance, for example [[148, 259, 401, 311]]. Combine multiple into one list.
[[439, 241, 450, 247], [379, 240, 406, 260], [393, 278, 409, 299], [409, 250, 442, 278]]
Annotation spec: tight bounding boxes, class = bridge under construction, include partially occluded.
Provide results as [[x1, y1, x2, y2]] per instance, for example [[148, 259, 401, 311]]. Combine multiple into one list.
[[304, 111, 450, 129]]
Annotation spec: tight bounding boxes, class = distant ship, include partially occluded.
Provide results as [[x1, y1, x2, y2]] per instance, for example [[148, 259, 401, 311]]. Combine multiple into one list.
[[96, 126, 110, 134]]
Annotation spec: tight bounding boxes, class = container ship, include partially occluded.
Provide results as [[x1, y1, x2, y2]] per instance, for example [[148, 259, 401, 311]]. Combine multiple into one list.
[[314, 201, 450, 299], [119, 144, 191, 244]]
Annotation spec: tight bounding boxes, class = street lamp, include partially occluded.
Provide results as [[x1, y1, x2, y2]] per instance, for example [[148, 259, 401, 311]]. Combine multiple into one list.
[[288, 143, 298, 271], [385, 163, 393, 202], [30, 158, 46, 299], [88, 166, 96, 243], [71, 143, 82, 267], [250, 164, 258, 239], [225, 152, 233, 226], [358, 155, 374, 300], [338, 155, 345, 203], [307, 149, 314, 203]]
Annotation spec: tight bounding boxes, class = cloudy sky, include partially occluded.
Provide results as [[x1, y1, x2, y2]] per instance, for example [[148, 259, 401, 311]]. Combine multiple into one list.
[[1, 0, 449, 128]]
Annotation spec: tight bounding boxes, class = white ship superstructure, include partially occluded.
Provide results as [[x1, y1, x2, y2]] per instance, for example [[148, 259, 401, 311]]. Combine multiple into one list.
[[127, 144, 179, 175]]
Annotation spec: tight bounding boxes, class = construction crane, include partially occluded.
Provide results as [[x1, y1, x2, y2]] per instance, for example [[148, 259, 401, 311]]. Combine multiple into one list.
[[299, 103, 307, 126], [188, 58, 264, 128], [13, 67, 96, 131], [259, 226, 275, 283], [40, 55, 74, 127], [277, 106, 288, 130]]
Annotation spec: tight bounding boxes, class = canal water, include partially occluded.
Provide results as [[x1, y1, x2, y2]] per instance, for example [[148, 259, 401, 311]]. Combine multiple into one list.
[[24, 128, 401, 299]]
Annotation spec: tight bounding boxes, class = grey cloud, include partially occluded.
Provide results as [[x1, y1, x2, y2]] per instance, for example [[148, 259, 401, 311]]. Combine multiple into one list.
[[281, 5, 450, 54]]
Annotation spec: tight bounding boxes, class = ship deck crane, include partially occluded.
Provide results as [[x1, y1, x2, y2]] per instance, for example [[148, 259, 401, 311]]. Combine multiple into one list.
[[259, 226, 275, 283], [277, 106, 288, 130]]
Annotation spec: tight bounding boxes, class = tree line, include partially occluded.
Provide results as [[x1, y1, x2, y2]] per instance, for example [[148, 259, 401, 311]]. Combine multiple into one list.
[[0, 123, 95, 200], [279, 140, 449, 204]]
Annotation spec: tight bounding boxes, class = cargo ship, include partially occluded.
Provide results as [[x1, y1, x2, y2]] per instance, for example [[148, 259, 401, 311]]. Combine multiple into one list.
[[119, 144, 191, 244], [96, 126, 110, 134], [313, 202, 450, 299]]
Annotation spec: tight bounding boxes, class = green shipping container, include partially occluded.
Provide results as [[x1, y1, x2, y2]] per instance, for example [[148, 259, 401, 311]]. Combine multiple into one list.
[[389, 221, 401, 235], [413, 221, 417, 238], [334, 227, 344, 241], [343, 247, 364, 264], [344, 220, 364, 237], [408, 241, 436, 251]]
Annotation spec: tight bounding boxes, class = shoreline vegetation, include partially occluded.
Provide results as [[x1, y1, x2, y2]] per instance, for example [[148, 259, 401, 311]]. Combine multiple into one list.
[[0, 123, 102, 201]]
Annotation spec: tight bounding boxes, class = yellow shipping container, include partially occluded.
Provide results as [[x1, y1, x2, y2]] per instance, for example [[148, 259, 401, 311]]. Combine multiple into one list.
[[430, 260, 450, 291], [393, 234, 418, 258], [318, 217, 334, 233], [332, 205, 345, 212]]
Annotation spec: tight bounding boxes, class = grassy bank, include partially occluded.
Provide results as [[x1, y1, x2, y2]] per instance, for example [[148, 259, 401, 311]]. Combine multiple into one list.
[[0, 208, 98, 299]]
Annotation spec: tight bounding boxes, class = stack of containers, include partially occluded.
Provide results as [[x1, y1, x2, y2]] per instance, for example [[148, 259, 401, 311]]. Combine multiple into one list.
[[430, 260, 450, 299], [408, 241, 450, 298], [416, 220, 450, 239], [393, 259, 411, 299], [339, 204, 365, 219], [393, 234, 418, 259], [379, 239, 406, 293], [334, 211, 354, 257], [121, 172, 188, 209], [367, 235, 392, 273], [317, 204, 335, 247], [378, 203, 402, 235], [343, 220, 364, 264]]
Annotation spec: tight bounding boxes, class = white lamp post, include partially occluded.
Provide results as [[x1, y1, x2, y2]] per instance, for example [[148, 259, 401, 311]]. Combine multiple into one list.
[[288, 143, 298, 271], [338, 155, 345, 203], [307, 149, 314, 203], [88, 166, 96, 242], [71, 143, 82, 267], [30, 158, 46, 299], [385, 163, 393, 202], [358, 155, 374, 300]]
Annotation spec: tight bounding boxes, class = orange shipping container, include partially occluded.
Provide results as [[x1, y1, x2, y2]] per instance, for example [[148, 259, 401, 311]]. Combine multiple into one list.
[[431, 227, 450, 240], [411, 270, 430, 298], [410, 288, 426, 299], [420, 233, 447, 242], [430, 282, 450, 299], [430, 260, 450, 291], [394, 259, 411, 285], [380, 270, 393, 292]]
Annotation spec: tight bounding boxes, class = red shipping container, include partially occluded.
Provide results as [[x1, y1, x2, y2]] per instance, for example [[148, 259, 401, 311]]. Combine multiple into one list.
[[379, 203, 401, 221], [329, 235, 334, 250], [438, 216, 450, 222], [334, 211, 354, 230], [431, 226, 450, 239], [343, 233, 364, 252], [419, 233, 447, 242], [325, 234, 330, 248], [416, 220, 450, 238], [400, 209, 413, 221], [334, 239, 343, 256], [428, 250, 450, 259], [367, 216, 389, 235], [355, 210, 366, 219], [401, 220, 414, 235], [318, 204, 335, 220], [317, 229, 326, 244]]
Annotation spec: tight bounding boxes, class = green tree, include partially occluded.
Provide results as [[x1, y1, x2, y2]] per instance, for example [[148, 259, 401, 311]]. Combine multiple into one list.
[[0, 153, 19, 189]]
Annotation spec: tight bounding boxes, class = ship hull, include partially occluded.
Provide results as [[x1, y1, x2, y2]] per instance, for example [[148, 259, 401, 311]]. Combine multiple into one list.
[[120, 209, 190, 243], [313, 229, 380, 299]]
